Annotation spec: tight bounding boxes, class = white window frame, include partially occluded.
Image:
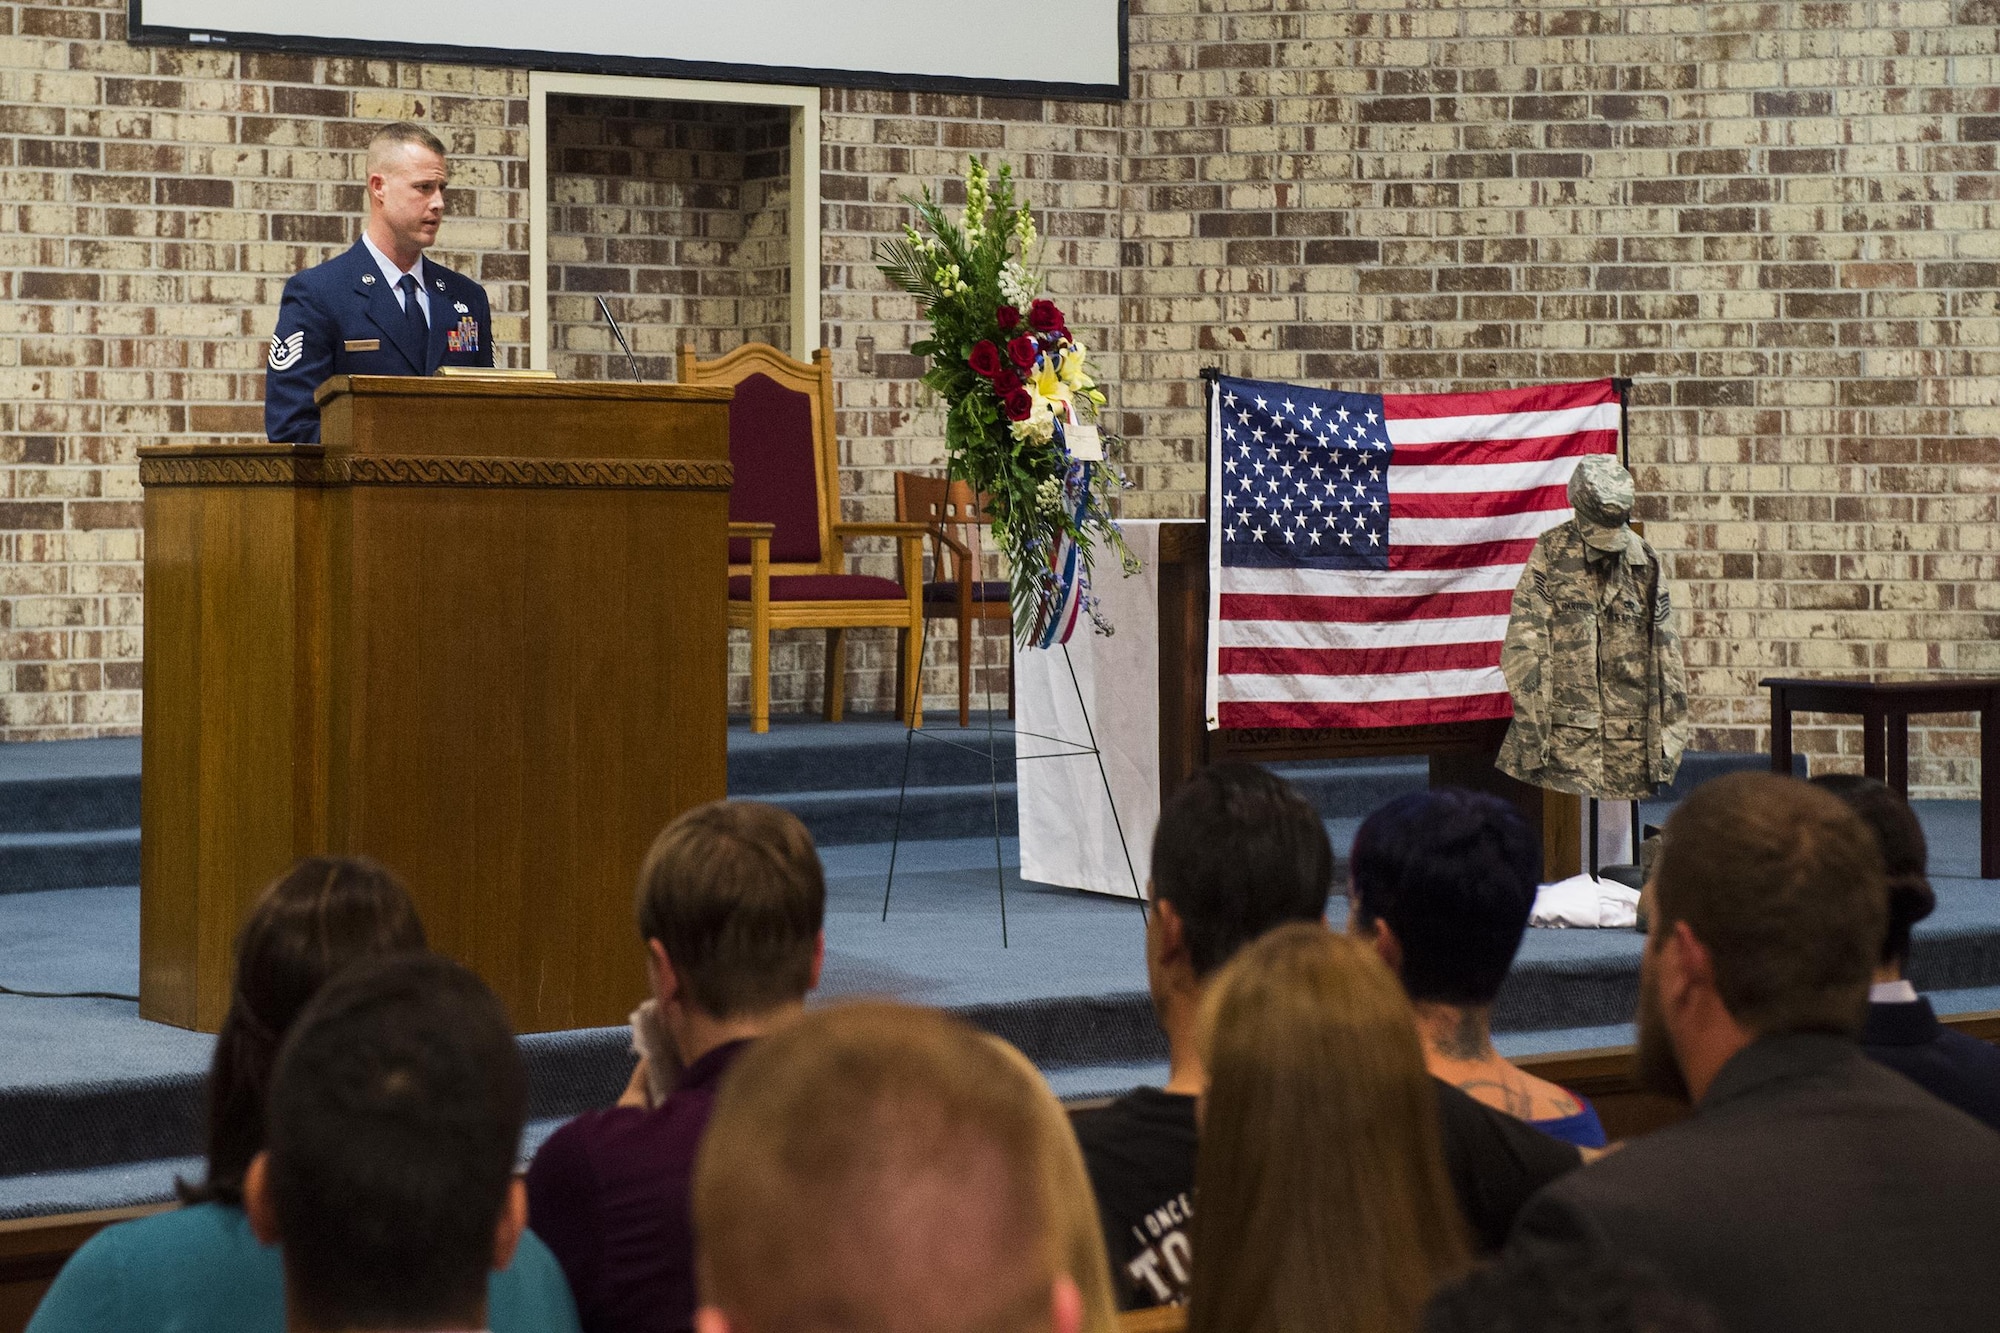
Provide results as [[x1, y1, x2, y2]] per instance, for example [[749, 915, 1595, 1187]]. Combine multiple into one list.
[[527, 71, 821, 370]]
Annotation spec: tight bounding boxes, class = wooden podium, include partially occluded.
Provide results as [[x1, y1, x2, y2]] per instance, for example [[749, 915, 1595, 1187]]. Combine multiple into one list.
[[137, 376, 734, 1033]]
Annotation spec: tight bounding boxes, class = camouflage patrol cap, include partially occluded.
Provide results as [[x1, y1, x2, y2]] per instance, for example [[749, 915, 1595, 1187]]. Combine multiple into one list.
[[1569, 454, 1637, 554]]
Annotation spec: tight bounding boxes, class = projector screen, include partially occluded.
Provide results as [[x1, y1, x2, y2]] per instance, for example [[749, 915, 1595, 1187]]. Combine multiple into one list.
[[129, 0, 1127, 99]]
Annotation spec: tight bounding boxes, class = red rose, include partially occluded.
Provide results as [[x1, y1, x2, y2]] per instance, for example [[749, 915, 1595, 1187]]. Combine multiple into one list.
[[995, 304, 1022, 331], [1003, 387, 1034, 422], [992, 368, 1024, 397], [1006, 335, 1039, 370], [1028, 299, 1066, 333], [967, 340, 1002, 378]]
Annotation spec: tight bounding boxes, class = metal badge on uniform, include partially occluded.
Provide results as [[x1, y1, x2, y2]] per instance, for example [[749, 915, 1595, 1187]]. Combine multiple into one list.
[[343, 339, 380, 352], [447, 313, 480, 355], [454, 301, 469, 315], [362, 274, 376, 285], [435, 278, 445, 290]]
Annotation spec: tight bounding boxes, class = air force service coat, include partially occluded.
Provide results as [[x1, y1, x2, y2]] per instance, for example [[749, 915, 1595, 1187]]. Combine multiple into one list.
[[264, 239, 493, 443]]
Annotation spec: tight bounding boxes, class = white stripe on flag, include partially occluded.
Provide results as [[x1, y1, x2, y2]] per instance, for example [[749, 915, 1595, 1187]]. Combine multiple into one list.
[[1393, 457, 1588, 494], [1217, 615, 1512, 651], [1218, 665, 1507, 704], [1388, 510, 1573, 545], [1385, 401, 1619, 446], [1220, 564, 1525, 597]]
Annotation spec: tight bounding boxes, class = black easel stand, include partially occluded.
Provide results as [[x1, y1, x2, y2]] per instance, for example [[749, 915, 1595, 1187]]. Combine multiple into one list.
[[881, 619, 1145, 947]]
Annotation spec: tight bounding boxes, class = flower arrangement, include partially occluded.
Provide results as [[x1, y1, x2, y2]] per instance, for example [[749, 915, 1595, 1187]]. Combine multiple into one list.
[[878, 158, 1136, 647]]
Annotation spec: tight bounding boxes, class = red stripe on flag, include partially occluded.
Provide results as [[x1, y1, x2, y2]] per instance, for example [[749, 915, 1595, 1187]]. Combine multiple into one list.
[[1388, 540, 1540, 570], [1218, 641, 1501, 678], [1381, 378, 1619, 420], [1219, 589, 1516, 623], [1216, 693, 1516, 729], [1388, 430, 1617, 467], [1389, 485, 1571, 520]]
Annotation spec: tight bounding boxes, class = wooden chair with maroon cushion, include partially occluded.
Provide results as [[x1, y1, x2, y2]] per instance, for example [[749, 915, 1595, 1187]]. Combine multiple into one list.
[[894, 472, 1014, 727], [678, 343, 926, 734]]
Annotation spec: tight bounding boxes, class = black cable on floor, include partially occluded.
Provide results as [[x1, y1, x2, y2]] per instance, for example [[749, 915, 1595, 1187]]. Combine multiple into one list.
[[0, 982, 139, 1002]]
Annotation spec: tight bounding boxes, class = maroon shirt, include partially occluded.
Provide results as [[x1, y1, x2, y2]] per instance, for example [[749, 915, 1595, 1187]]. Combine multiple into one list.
[[525, 1040, 752, 1333]]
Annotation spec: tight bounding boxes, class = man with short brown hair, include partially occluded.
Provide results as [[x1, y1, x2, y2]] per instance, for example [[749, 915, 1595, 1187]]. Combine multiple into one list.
[[1511, 772, 2000, 1333], [527, 800, 825, 1333], [264, 119, 494, 442], [692, 1003, 1084, 1333]]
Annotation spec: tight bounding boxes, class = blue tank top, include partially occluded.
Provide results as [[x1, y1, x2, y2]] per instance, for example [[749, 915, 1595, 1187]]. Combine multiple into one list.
[[1530, 1096, 1608, 1149]]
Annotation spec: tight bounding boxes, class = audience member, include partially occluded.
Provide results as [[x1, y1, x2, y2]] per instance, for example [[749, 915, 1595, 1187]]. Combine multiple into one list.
[[1422, 1253, 1720, 1333], [1510, 772, 2000, 1333], [985, 1036, 1123, 1333], [244, 953, 529, 1333], [1072, 763, 1581, 1310], [1814, 773, 2000, 1131], [1188, 923, 1469, 1333], [1350, 788, 1607, 1147], [691, 1002, 1097, 1333], [29, 857, 577, 1333], [527, 801, 825, 1333]]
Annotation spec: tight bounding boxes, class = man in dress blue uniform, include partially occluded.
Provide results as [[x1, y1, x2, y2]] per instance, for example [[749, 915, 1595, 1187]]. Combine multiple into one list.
[[264, 122, 494, 442]]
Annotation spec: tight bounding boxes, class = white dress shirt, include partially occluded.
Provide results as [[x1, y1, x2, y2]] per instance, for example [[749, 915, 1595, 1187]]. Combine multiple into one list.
[[1870, 979, 1919, 1003], [361, 231, 431, 326]]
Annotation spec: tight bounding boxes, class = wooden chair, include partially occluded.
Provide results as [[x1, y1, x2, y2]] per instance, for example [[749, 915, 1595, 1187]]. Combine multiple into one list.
[[1118, 1306, 1187, 1333], [895, 472, 1015, 727], [678, 343, 926, 734]]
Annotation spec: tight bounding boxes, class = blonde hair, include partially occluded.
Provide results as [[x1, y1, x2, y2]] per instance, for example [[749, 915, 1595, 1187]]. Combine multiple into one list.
[[983, 1036, 1121, 1333], [694, 1003, 1094, 1333], [367, 121, 446, 175], [1188, 923, 1469, 1333]]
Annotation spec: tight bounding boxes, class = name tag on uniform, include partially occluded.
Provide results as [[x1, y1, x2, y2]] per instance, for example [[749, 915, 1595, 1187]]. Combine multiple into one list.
[[344, 339, 380, 352]]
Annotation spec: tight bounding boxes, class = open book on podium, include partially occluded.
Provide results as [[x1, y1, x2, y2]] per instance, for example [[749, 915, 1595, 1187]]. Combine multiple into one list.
[[137, 373, 733, 1033]]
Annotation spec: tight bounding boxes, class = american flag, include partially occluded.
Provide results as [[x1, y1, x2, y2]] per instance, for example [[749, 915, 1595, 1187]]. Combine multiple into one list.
[[1205, 375, 1621, 730]]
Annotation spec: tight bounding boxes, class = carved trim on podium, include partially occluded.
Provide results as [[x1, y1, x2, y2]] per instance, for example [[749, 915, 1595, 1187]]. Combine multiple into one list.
[[140, 456, 312, 486], [328, 456, 733, 490], [141, 455, 734, 491]]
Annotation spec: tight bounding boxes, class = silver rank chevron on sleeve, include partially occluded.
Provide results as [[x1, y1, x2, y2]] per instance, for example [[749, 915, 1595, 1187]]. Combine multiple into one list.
[[268, 330, 304, 371]]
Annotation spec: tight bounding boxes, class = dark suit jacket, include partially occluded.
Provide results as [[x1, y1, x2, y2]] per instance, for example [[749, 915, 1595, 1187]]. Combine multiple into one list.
[[1510, 1033, 2000, 1333], [1864, 996, 2000, 1133], [263, 238, 494, 442]]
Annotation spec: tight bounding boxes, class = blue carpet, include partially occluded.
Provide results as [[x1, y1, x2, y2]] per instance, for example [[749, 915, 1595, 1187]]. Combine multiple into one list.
[[0, 728, 1993, 1218]]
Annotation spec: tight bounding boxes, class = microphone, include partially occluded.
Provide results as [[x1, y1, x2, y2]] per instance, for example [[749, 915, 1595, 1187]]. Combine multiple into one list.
[[595, 295, 644, 380]]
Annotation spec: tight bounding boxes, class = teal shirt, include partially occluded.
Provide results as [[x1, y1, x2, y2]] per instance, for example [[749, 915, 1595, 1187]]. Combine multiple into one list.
[[27, 1200, 580, 1333]]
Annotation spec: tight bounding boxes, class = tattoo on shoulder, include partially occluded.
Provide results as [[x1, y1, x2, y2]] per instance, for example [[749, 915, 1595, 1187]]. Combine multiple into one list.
[[1454, 1078, 1536, 1119]]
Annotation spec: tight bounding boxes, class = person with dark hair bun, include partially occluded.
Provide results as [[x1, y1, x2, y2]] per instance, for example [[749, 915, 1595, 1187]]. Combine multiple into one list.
[[28, 857, 579, 1333], [1813, 774, 2000, 1132], [1350, 788, 1607, 1148]]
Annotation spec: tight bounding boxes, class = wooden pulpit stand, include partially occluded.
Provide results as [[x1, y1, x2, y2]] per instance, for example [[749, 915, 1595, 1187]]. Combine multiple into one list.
[[137, 376, 733, 1033]]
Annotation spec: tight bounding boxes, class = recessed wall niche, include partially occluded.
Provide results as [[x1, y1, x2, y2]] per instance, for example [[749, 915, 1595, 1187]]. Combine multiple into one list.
[[545, 96, 793, 379]]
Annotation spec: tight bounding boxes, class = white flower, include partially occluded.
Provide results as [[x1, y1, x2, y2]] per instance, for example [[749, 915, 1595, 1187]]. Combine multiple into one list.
[[999, 260, 1039, 309]]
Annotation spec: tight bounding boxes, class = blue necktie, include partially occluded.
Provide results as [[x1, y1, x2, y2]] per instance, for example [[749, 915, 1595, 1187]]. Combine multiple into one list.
[[398, 274, 427, 361]]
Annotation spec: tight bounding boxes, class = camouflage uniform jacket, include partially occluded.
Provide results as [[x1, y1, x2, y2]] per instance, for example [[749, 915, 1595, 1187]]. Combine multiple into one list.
[[1495, 521, 1688, 800]]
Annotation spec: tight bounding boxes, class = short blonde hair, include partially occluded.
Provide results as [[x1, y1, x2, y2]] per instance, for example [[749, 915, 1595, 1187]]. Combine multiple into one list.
[[367, 121, 446, 175], [694, 1004, 1089, 1333]]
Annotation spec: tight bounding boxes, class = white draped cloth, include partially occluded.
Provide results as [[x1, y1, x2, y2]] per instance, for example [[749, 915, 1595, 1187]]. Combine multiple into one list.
[[1014, 520, 1166, 899]]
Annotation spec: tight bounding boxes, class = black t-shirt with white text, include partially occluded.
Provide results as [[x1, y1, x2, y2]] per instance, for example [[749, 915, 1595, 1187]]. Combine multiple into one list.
[[1070, 1079, 1583, 1310]]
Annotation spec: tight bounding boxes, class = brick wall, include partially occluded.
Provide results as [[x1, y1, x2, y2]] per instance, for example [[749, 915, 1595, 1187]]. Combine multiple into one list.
[[547, 97, 791, 381], [5, 0, 1999, 793]]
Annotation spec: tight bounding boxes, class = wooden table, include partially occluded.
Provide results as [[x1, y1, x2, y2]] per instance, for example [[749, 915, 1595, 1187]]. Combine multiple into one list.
[[1762, 676, 2000, 878]]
